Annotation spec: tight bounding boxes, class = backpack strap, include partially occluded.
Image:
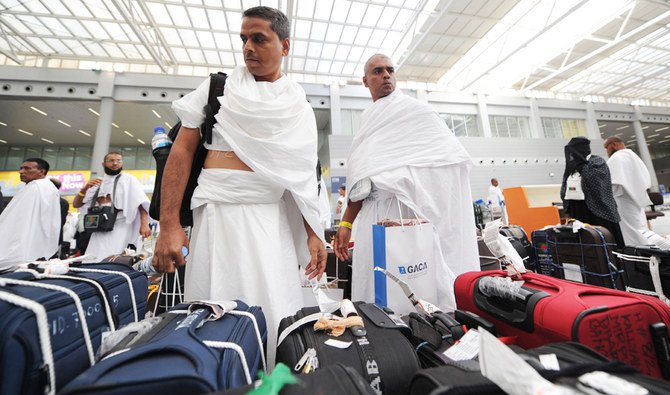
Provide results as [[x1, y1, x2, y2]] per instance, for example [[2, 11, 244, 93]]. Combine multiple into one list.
[[201, 72, 228, 145], [90, 174, 121, 211]]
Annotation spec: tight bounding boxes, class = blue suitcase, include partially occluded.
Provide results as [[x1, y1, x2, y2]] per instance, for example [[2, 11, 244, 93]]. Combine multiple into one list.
[[61, 301, 267, 395], [0, 262, 148, 394]]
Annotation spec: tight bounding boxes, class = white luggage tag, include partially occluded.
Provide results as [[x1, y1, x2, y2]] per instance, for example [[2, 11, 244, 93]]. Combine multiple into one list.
[[483, 220, 526, 276], [188, 300, 238, 322], [311, 282, 342, 314], [374, 266, 440, 315]]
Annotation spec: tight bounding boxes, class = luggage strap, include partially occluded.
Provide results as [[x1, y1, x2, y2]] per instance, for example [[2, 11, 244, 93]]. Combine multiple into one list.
[[17, 269, 117, 331], [0, 278, 95, 366], [203, 341, 252, 384], [615, 252, 670, 306], [69, 267, 139, 322], [276, 312, 324, 347], [0, 290, 56, 395]]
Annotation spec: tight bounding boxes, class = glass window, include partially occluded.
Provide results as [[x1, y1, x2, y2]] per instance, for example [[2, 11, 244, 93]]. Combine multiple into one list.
[[120, 147, 137, 169], [489, 116, 531, 138], [517, 117, 531, 138], [452, 115, 466, 137], [0, 146, 8, 170], [73, 147, 92, 169], [465, 115, 480, 137], [41, 147, 58, 169], [136, 146, 154, 170], [56, 147, 75, 170], [542, 117, 587, 139], [25, 146, 43, 160], [6, 147, 25, 171]]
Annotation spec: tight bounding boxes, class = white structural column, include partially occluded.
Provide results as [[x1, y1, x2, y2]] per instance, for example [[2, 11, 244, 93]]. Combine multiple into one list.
[[477, 93, 492, 137], [90, 72, 117, 178], [329, 84, 342, 135], [633, 105, 659, 191], [585, 102, 601, 140], [529, 98, 544, 138]]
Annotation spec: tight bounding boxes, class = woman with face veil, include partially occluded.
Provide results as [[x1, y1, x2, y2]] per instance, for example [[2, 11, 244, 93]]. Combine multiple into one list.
[[560, 137, 624, 248]]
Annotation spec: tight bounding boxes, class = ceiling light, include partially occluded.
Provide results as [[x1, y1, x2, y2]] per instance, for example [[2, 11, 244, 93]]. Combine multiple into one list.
[[614, 133, 622, 137], [615, 125, 629, 130], [152, 110, 161, 119], [124, 131, 134, 137], [30, 106, 47, 116], [642, 126, 649, 130], [78, 130, 91, 136], [112, 123, 119, 128], [655, 126, 669, 132], [41, 138, 54, 144], [137, 138, 146, 144], [58, 120, 71, 127], [648, 134, 660, 138], [18, 129, 33, 135], [164, 122, 171, 129], [0, 139, 6, 143], [88, 108, 100, 116], [598, 124, 606, 128], [0, 121, 6, 126]]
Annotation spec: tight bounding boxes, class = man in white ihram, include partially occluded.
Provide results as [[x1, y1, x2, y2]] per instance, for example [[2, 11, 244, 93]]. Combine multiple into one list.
[[0, 158, 60, 268], [333, 54, 479, 311], [604, 136, 652, 246], [73, 152, 151, 260], [488, 178, 508, 224]]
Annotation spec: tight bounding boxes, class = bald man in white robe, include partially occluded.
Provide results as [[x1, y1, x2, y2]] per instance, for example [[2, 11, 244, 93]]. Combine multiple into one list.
[[604, 136, 652, 247]]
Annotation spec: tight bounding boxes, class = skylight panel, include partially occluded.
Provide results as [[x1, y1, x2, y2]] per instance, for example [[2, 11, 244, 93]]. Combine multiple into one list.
[[305, 59, 318, 72], [23, 0, 49, 13], [178, 29, 198, 46], [207, 9, 227, 30], [231, 38, 242, 51], [262, 0, 279, 10], [291, 58, 305, 70], [166, 4, 191, 28], [296, 0, 316, 18], [146, 2, 172, 25], [330, 60, 344, 74], [310, 22, 327, 41], [120, 24, 138, 42], [362, 4, 383, 27], [204, 49, 220, 64], [119, 43, 142, 58], [82, 20, 109, 40], [134, 44, 152, 60], [62, 0, 92, 18], [22, 15, 51, 35], [341, 62, 356, 75], [42, 0, 70, 15], [322, 43, 337, 57], [30, 37, 56, 53], [189, 7, 210, 29], [325, 24, 343, 42], [70, 40, 92, 56], [103, 43, 125, 59], [347, 2, 366, 25], [387, 0, 405, 6], [334, 44, 350, 60], [197, 31, 215, 48], [213, 32, 231, 50], [3, 15, 31, 34], [355, 28, 373, 45], [394, 9, 413, 29], [223, 0, 241, 10], [226, 11, 242, 32], [314, 0, 333, 20], [172, 47, 189, 61], [294, 20, 311, 40], [382, 31, 402, 49], [101, 22, 128, 41], [307, 42, 322, 57], [340, 26, 357, 45], [87, 42, 108, 57], [403, 0, 421, 8], [318, 60, 332, 73], [42, 37, 68, 53], [161, 27, 183, 46], [40, 16, 68, 35], [348, 46, 363, 62], [378, 7, 399, 30], [61, 19, 91, 39], [368, 29, 386, 48], [86, 0, 114, 19], [331, 1, 350, 23], [219, 51, 236, 66]]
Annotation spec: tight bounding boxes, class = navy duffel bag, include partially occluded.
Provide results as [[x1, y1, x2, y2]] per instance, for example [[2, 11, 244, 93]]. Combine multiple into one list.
[[61, 301, 267, 395], [0, 262, 148, 394]]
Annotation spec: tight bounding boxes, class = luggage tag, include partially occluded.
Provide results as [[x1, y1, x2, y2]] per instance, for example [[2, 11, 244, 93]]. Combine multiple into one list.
[[188, 300, 238, 324]]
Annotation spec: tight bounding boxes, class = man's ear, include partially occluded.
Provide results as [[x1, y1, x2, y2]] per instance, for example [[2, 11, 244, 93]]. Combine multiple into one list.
[[363, 75, 368, 87], [281, 38, 290, 56]]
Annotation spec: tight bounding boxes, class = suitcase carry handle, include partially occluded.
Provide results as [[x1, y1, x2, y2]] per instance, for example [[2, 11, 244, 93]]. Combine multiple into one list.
[[473, 276, 549, 332]]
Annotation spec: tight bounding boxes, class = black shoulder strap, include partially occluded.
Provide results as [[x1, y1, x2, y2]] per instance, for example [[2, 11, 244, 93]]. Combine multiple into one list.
[[201, 71, 228, 145]]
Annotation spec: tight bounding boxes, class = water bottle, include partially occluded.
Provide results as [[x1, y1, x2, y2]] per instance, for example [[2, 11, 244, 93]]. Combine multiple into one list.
[[151, 127, 172, 156], [133, 246, 189, 275]]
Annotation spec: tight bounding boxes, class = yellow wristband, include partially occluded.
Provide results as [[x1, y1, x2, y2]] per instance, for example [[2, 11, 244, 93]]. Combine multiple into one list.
[[77, 191, 85, 197], [340, 221, 353, 230]]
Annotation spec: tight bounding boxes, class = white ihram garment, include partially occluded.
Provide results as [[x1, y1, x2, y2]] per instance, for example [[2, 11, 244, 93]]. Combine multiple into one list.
[[347, 89, 479, 312], [187, 169, 305, 367], [0, 178, 60, 268], [607, 149, 652, 247]]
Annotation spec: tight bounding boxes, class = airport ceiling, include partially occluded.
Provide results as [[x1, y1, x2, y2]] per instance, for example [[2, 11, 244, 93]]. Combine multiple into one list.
[[3, 0, 670, 148]]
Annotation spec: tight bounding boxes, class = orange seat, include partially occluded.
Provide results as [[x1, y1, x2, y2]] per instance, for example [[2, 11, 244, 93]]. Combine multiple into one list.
[[503, 186, 561, 236]]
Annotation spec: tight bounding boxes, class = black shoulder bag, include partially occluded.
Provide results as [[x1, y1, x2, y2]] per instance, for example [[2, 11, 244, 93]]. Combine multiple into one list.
[[84, 175, 121, 232]]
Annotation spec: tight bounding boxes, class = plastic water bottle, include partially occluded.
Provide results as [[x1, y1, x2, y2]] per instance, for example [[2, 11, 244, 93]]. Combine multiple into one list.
[[133, 246, 189, 275], [151, 127, 172, 154]]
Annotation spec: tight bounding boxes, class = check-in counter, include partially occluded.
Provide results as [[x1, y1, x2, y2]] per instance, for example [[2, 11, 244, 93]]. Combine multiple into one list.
[[503, 185, 561, 236]]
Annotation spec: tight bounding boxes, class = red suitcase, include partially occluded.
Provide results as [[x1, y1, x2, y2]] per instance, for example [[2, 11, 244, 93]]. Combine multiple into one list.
[[454, 270, 670, 379]]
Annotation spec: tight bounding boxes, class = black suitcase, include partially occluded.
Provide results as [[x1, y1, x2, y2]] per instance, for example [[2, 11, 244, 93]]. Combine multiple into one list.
[[276, 302, 420, 395], [217, 363, 375, 395], [409, 342, 670, 395], [500, 225, 534, 270], [620, 246, 670, 300], [476, 228, 501, 271], [544, 225, 623, 289]]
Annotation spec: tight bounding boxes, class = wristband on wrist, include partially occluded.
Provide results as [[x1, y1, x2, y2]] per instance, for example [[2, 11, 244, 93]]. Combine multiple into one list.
[[77, 191, 86, 197], [340, 221, 353, 230]]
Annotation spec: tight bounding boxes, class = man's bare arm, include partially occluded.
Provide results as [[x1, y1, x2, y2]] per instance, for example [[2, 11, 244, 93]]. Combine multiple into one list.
[[333, 199, 363, 261], [153, 126, 200, 272]]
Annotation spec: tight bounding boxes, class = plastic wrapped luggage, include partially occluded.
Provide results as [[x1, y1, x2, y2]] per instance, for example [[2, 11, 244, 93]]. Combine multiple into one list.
[[533, 224, 623, 289], [476, 228, 501, 271], [454, 270, 670, 379], [276, 302, 420, 395], [61, 301, 266, 395], [409, 342, 670, 395], [499, 225, 533, 265], [0, 262, 148, 394], [217, 363, 375, 395], [617, 246, 670, 302]]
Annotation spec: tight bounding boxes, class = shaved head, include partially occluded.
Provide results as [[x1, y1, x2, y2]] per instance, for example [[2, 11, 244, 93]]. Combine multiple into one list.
[[604, 136, 624, 145], [604, 136, 626, 157], [364, 54, 392, 76]]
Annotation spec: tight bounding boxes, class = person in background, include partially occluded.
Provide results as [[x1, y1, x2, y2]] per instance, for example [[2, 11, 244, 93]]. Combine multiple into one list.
[[487, 178, 508, 224], [604, 136, 652, 246], [49, 178, 70, 246], [72, 151, 151, 260], [317, 162, 332, 231], [561, 137, 624, 248], [333, 53, 479, 312], [0, 158, 60, 268], [335, 185, 347, 223]]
